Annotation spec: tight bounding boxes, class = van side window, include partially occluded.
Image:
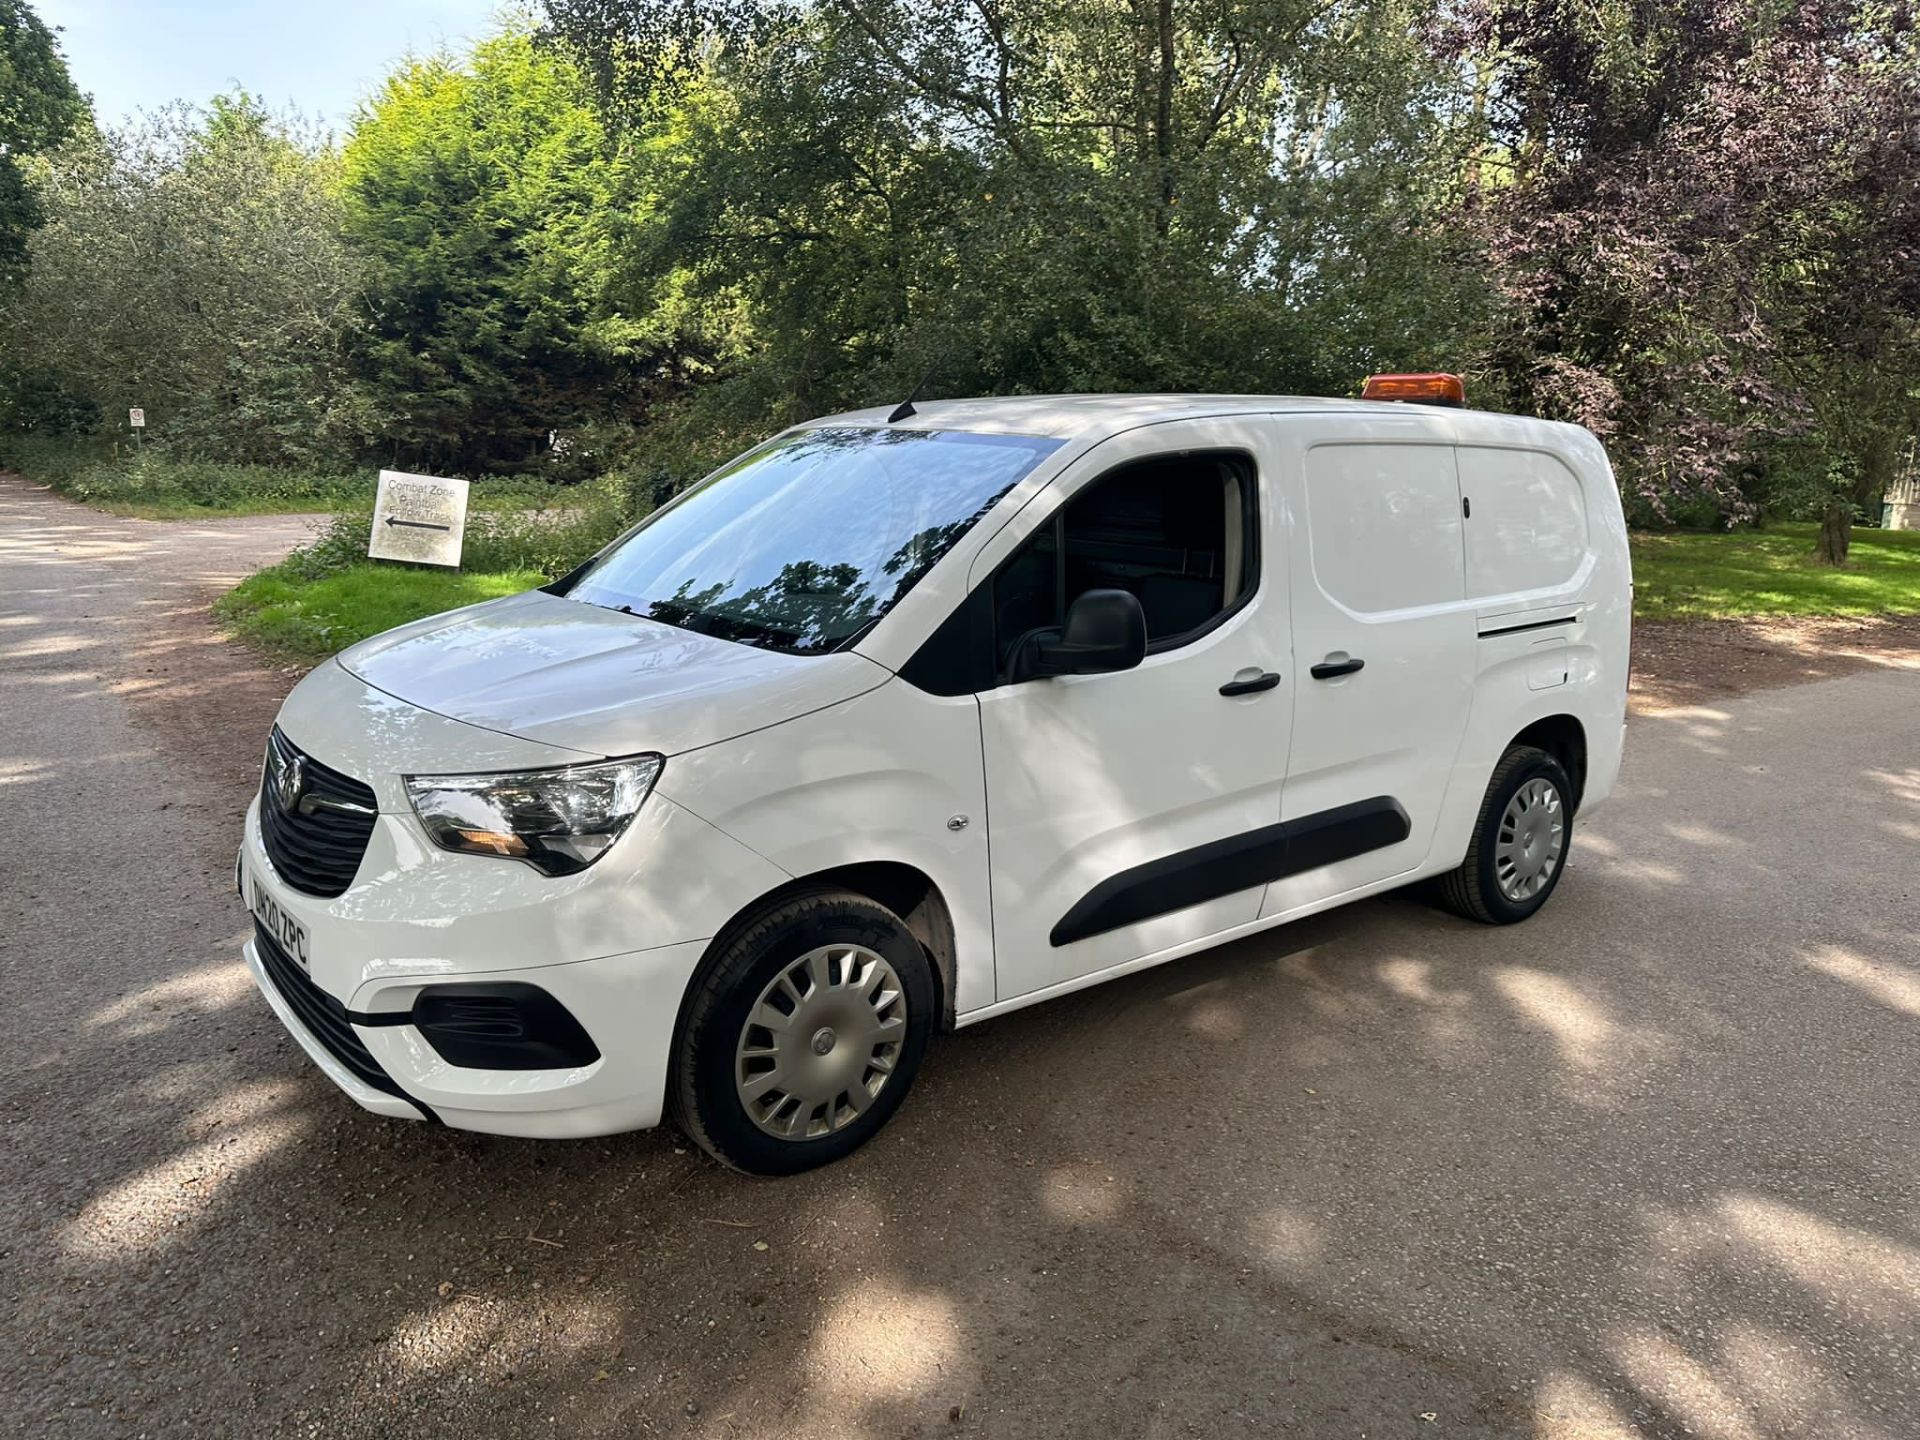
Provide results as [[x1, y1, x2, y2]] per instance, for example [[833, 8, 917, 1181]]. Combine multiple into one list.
[[1455, 447, 1588, 597], [1305, 443, 1464, 613], [993, 451, 1257, 676]]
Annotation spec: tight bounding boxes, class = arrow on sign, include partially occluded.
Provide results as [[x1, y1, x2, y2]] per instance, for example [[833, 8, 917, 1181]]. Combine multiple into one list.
[[384, 516, 452, 532]]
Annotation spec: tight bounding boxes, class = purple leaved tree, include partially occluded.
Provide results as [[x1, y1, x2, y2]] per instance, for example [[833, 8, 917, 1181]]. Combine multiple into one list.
[[1445, 0, 1920, 552]]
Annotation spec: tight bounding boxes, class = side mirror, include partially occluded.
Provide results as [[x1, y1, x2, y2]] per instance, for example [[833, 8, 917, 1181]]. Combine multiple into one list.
[[1015, 588, 1147, 681]]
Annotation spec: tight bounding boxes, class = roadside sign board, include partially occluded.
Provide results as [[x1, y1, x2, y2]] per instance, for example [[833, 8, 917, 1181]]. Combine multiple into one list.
[[368, 470, 469, 568], [128, 408, 145, 428]]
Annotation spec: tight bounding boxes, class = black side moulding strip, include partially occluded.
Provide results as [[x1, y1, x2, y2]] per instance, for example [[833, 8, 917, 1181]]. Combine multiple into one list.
[[1050, 796, 1411, 947]]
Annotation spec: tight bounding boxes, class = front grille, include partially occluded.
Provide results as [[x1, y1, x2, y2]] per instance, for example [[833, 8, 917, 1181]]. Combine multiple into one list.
[[253, 920, 411, 1104], [259, 727, 378, 898]]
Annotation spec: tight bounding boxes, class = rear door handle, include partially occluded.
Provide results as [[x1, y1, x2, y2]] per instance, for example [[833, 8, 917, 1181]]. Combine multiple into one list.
[[1310, 656, 1365, 680], [1219, 671, 1282, 697]]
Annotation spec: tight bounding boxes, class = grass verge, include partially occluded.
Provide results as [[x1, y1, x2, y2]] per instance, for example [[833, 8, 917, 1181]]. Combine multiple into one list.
[[1, 435, 597, 519], [1631, 523, 1920, 620], [1, 435, 370, 516], [214, 472, 652, 660], [216, 562, 545, 660]]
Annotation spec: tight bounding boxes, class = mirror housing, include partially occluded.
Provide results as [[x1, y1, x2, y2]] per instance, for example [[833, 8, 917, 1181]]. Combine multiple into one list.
[[1015, 588, 1147, 681]]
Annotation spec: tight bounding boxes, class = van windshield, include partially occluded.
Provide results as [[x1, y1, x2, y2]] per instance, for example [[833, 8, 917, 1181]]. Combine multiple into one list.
[[564, 427, 1062, 654]]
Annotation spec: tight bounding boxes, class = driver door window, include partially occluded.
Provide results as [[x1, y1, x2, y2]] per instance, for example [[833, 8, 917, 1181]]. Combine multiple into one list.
[[992, 451, 1257, 679]]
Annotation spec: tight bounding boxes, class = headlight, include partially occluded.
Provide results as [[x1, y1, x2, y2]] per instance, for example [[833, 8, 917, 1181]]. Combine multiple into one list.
[[404, 755, 663, 876]]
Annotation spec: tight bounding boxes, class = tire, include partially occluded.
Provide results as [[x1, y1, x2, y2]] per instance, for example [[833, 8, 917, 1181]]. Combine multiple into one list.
[[670, 889, 936, 1175], [1437, 745, 1574, 925]]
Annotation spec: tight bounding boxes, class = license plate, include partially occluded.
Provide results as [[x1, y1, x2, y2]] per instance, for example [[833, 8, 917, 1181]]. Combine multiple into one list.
[[248, 867, 309, 970]]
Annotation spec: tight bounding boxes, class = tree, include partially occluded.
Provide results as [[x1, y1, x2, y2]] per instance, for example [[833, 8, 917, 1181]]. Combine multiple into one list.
[[543, 0, 1495, 429], [1759, 11, 1920, 562], [1452, 0, 1920, 537], [0, 94, 362, 459], [0, 0, 87, 288], [341, 29, 648, 473]]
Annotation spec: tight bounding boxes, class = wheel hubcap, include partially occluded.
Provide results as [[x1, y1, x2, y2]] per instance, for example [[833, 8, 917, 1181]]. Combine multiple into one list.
[[1494, 777, 1565, 901], [735, 945, 907, 1141]]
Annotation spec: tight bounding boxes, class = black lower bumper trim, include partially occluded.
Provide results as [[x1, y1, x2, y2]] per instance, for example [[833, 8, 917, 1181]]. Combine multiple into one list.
[[252, 922, 437, 1122], [353, 983, 601, 1071]]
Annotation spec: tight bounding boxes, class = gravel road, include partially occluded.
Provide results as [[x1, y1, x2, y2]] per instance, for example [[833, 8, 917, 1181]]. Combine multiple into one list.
[[4, 470, 1918, 1439]]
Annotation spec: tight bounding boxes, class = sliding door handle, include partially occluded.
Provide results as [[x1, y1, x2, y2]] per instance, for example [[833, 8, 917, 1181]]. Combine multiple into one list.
[[1310, 655, 1365, 680], [1219, 671, 1282, 697]]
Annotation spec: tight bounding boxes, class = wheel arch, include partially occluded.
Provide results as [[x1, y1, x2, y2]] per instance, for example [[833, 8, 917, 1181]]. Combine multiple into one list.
[[1510, 713, 1588, 811], [677, 863, 961, 1046]]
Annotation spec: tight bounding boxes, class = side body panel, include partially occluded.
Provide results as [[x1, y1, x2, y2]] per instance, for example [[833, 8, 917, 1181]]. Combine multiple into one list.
[[652, 678, 996, 1014], [1257, 410, 1629, 924], [1428, 418, 1632, 859], [952, 412, 1630, 1023]]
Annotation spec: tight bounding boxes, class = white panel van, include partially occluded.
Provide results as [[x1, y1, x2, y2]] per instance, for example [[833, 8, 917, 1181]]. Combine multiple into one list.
[[237, 389, 1630, 1173]]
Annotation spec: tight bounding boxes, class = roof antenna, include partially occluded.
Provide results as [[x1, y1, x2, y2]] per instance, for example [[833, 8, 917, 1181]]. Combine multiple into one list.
[[887, 356, 941, 424]]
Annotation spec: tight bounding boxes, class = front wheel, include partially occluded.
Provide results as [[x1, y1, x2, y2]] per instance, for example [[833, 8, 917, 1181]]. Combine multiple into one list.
[[670, 889, 935, 1175], [1437, 745, 1574, 924]]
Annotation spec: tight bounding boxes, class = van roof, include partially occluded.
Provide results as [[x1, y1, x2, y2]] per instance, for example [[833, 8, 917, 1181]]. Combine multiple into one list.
[[806, 392, 1479, 441]]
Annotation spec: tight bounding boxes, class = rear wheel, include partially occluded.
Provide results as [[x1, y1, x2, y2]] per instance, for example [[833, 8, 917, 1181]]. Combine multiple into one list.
[[1438, 745, 1573, 924], [671, 889, 935, 1175]]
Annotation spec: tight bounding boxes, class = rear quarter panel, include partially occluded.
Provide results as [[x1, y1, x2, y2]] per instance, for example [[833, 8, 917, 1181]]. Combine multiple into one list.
[[1426, 418, 1630, 869]]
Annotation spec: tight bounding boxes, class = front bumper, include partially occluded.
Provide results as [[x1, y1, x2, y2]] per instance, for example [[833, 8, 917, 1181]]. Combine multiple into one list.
[[243, 868, 714, 1137], [235, 663, 790, 1138], [238, 774, 771, 1136], [346, 938, 710, 1137]]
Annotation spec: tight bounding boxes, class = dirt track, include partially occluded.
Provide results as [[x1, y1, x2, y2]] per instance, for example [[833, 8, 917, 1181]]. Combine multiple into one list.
[[4, 470, 1919, 1439]]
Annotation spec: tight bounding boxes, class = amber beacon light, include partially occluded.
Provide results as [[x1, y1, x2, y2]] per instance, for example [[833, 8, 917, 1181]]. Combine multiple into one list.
[[1361, 372, 1466, 407]]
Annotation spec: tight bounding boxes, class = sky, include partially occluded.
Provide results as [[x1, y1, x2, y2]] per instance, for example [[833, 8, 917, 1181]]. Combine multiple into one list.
[[36, 0, 511, 130]]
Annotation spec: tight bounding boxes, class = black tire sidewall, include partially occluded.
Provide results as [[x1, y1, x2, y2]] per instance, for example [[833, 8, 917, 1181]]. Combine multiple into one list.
[[1472, 751, 1574, 923], [684, 899, 935, 1176]]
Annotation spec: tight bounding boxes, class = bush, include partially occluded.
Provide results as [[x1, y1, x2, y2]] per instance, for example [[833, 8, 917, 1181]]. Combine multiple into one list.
[[0, 368, 100, 436], [66, 455, 369, 512]]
